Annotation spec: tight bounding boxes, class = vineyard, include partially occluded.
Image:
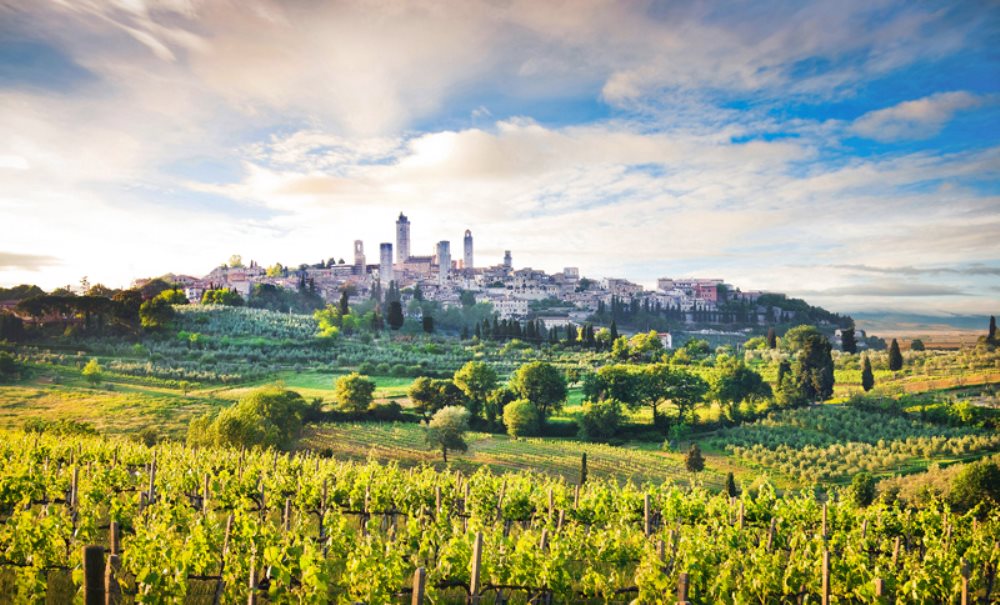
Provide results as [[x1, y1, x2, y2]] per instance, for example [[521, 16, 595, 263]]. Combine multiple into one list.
[[708, 407, 1000, 484], [1, 431, 997, 604], [303, 423, 719, 487]]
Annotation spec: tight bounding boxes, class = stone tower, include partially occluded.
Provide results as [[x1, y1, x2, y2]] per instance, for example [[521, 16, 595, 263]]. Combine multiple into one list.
[[436, 241, 451, 284], [395, 212, 410, 264], [379, 242, 394, 285], [353, 240, 365, 275], [503, 250, 512, 270], [463, 229, 473, 270]]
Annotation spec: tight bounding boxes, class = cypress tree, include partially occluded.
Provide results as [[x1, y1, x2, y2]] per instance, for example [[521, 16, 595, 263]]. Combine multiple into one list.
[[766, 327, 777, 349], [422, 314, 434, 334], [888, 339, 903, 371], [990, 315, 997, 342], [610, 320, 619, 341], [685, 444, 704, 474], [580, 453, 588, 485], [725, 472, 738, 498], [461, 325, 469, 340], [339, 290, 350, 316], [841, 327, 857, 354], [861, 356, 874, 392], [474, 323, 482, 339], [387, 301, 404, 330]]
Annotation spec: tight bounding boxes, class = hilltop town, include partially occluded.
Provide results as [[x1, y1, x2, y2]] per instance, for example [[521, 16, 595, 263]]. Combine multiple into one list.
[[143, 212, 850, 340]]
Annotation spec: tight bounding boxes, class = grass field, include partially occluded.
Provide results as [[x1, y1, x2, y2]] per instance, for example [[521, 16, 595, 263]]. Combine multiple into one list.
[[302, 421, 724, 487]]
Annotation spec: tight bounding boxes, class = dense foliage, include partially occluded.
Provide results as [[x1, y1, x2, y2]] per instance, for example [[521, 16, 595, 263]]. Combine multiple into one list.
[[1, 431, 996, 603]]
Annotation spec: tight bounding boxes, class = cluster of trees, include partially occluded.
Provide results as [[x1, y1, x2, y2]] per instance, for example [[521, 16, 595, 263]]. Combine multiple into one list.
[[773, 325, 835, 407], [201, 288, 244, 306], [187, 385, 317, 450]]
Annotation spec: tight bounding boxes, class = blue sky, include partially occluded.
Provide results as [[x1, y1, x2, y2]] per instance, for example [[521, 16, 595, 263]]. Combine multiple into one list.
[[0, 0, 997, 317]]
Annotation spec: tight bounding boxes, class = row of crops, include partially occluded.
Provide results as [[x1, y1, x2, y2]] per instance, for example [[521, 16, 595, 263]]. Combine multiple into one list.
[[708, 406, 1000, 483], [0, 430, 996, 603]]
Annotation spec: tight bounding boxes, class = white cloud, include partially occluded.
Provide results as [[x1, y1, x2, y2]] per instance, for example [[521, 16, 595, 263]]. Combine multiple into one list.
[[851, 91, 984, 141]]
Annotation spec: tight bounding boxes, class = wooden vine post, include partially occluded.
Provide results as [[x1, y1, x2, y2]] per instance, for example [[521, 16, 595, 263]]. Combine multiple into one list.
[[821, 549, 830, 605], [469, 531, 484, 604], [412, 567, 427, 605], [644, 494, 652, 537], [676, 572, 690, 605], [83, 545, 105, 605], [961, 558, 970, 605]]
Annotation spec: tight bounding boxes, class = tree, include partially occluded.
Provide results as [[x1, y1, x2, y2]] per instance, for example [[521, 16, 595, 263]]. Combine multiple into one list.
[[453, 361, 498, 419], [503, 399, 539, 438], [202, 288, 244, 306], [861, 356, 875, 392], [409, 377, 467, 420], [888, 339, 903, 371], [509, 361, 567, 420], [580, 453, 588, 485], [422, 314, 435, 334], [425, 406, 470, 463], [387, 301, 405, 330], [788, 326, 834, 402], [333, 372, 376, 412], [82, 358, 103, 386], [485, 386, 517, 427], [841, 327, 857, 354], [339, 290, 350, 316], [949, 461, 1000, 511], [408, 377, 442, 420], [711, 358, 771, 422], [158, 289, 189, 304], [766, 327, 777, 349], [684, 443, 704, 473], [849, 472, 876, 507], [910, 338, 925, 351], [577, 399, 623, 442], [725, 472, 738, 498], [990, 315, 998, 343], [139, 295, 175, 331], [645, 364, 709, 427], [0, 352, 18, 381], [188, 386, 307, 450]]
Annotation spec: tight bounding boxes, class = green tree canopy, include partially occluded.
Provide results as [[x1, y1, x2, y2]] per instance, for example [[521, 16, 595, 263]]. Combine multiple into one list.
[[424, 405, 470, 463], [453, 361, 498, 419], [187, 386, 307, 450], [711, 357, 771, 422], [509, 361, 567, 420], [503, 399, 539, 438], [333, 372, 376, 412]]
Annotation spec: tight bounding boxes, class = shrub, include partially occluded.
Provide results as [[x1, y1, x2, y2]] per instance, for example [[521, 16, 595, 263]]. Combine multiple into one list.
[[577, 399, 623, 442], [849, 472, 876, 507], [371, 401, 403, 422], [333, 372, 376, 412], [503, 399, 540, 438], [187, 386, 308, 450], [949, 461, 1000, 512]]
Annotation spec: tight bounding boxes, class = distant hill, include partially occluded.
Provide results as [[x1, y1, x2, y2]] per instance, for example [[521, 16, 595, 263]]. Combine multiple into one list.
[[853, 312, 990, 335]]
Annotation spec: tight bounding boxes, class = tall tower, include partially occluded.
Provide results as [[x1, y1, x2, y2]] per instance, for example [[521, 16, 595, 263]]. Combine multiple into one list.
[[395, 213, 410, 263], [353, 240, 365, 275], [503, 250, 512, 270], [463, 229, 473, 271], [436, 241, 451, 284], [379, 243, 394, 285]]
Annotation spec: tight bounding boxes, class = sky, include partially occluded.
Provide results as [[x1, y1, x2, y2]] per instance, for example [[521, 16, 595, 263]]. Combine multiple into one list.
[[0, 0, 998, 318]]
